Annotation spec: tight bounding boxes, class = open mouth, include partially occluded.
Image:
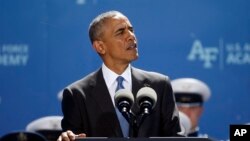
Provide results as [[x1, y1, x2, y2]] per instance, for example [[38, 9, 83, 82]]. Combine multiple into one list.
[[127, 43, 137, 50]]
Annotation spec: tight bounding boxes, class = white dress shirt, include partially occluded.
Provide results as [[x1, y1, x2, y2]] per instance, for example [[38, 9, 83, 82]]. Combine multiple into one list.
[[102, 63, 132, 106]]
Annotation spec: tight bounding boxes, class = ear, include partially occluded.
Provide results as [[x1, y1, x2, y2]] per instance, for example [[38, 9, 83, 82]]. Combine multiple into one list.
[[92, 40, 105, 55]]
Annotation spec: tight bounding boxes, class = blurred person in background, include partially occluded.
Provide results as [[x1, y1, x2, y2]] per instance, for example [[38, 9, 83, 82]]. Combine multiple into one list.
[[171, 78, 218, 140]]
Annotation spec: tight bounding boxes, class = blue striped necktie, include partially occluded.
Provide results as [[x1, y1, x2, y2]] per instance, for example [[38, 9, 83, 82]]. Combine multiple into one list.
[[115, 76, 129, 137]]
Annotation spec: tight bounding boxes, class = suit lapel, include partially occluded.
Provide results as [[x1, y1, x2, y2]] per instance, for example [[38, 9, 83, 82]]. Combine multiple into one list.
[[91, 69, 123, 137], [131, 68, 141, 97], [131, 67, 151, 94], [131, 67, 152, 114]]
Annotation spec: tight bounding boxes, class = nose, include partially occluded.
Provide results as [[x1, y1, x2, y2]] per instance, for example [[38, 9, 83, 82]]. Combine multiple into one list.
[[126, 29, 136, 41]]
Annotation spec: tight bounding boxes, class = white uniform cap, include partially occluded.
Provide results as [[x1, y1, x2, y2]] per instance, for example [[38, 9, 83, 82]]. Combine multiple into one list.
[[57, 90, 63, 102], [171, 78, 211, 106], [26, 116, 63, 131]]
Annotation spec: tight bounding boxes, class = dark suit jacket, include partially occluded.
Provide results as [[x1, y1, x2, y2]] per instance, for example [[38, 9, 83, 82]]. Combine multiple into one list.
[[61, 67, 181, 137]]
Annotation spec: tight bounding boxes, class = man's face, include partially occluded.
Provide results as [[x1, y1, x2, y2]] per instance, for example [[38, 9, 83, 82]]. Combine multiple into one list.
[[99, 15, 138, 65], [178, 106, 203, 131]]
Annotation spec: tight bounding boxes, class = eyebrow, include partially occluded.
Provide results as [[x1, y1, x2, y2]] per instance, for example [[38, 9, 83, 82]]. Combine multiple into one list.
[[114, 25, 133, 34]]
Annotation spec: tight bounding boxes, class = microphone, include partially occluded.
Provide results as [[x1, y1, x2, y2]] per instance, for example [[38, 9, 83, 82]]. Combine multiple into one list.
[[132, 87, 157, 134], [136, 87, 157, 115], [114, 89, 134, 121]]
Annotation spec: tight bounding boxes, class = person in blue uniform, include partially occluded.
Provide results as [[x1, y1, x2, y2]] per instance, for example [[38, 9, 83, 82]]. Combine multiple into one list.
[[171, 78, 217, 140]]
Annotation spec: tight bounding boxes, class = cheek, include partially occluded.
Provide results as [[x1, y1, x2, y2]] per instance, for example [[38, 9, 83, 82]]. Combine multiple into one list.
[[178, 107, 195, 119], [178, 107, 189, 114], [110, 41, 126, 50]]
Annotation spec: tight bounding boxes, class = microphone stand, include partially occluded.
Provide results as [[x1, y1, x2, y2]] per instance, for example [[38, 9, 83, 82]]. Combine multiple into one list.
[[119, 100, 153, 137], [129, 112, 137, 138], [128, 109, 151, 138], [119, 108, 138, 138]]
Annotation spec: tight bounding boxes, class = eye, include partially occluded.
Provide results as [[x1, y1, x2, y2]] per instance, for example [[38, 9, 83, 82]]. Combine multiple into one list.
[[129, 27, 134, 33], [116, 28, 125, 35]]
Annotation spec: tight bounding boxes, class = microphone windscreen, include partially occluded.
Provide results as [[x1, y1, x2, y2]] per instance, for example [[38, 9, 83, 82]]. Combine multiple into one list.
[[114, 89, 134, 107], [136, 87, 157, 109]]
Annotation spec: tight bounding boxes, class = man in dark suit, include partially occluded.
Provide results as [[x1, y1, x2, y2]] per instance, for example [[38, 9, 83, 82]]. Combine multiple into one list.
[[57, 10, 181, 141]]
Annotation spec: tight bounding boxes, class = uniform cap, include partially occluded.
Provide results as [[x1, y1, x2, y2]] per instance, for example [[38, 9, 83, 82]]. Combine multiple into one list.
[[26, 116, 63, 141], [171, 78, 211, 107], [0, 131, 47, 141], [26, 116, 63, 131]]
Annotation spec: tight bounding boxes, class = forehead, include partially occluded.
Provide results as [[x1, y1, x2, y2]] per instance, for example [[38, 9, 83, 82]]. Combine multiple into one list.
[[105, 14, 132, 28]]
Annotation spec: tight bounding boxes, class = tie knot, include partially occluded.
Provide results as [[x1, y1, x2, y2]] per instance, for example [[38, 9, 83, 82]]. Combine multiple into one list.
[[116, 76, 124, 91]]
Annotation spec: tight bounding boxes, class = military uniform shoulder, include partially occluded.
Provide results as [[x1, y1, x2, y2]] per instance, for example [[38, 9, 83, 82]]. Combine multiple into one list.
[[199, 133, 220, 141]]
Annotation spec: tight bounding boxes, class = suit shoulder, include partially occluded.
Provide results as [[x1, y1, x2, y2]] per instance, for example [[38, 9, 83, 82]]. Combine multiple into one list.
[[133, 67, 170, 81], [66, 69, 99, 91]]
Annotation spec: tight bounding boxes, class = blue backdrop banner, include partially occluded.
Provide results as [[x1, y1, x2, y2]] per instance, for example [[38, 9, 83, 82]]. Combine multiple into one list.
[[1, 0, 250, 140]]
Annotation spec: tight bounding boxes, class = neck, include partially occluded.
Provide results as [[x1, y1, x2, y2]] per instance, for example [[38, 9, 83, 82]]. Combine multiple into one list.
[[103, 62, 129, 75]]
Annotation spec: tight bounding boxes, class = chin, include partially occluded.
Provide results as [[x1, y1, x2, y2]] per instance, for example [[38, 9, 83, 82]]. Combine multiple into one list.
[[131, 55, 139, 61]]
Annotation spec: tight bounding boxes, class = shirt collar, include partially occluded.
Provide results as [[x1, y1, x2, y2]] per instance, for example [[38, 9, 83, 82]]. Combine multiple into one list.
[[102, 63, 132, 89]]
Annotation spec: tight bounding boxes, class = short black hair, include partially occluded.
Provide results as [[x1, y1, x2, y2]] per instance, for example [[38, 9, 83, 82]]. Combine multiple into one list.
[[88, 10, 126, 44]]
